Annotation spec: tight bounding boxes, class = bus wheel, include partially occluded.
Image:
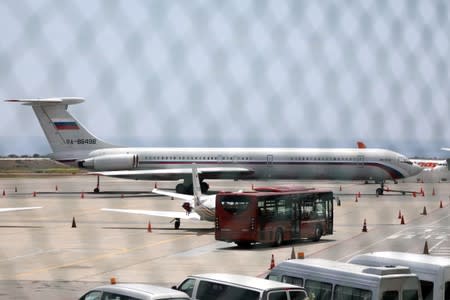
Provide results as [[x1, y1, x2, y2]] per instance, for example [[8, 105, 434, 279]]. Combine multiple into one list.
[[273, 229, 283, 247], [312, 226, 322, 242]]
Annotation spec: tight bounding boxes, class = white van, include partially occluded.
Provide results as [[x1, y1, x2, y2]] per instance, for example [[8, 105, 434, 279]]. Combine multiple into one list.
[[175, 273, 308, 300], [348, 251, 450, 300], [266, 258, 422, 300]]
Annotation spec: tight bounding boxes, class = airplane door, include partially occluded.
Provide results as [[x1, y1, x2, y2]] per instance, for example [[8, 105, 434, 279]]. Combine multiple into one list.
[[266, 155, 273, 178], [357, 155, 364, 168]]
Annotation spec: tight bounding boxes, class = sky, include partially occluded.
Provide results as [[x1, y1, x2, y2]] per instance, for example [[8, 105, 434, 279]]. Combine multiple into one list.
[[0, 0, 449, 158]]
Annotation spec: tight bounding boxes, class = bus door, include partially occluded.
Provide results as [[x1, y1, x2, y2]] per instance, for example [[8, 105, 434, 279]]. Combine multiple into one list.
[[325, 195, 333, 234], [292, 200, 300, 238], [266, 155, 274, 178]]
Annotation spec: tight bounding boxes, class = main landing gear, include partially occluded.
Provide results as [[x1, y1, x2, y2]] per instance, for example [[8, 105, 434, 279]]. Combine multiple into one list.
[[171, 218, 181, 229], [376, 181, 385, 196], [94, 175, 100, 193]]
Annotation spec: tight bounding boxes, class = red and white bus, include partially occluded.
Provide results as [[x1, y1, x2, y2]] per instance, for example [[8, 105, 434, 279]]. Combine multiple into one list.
[[215, 186, 333, 247]]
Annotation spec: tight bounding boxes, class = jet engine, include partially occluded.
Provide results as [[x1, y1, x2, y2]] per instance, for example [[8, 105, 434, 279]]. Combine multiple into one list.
[[78, 154, 139, 170]]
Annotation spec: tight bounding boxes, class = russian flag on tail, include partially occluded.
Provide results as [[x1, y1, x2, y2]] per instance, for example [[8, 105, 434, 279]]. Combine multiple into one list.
[[52, 119, 79, 130]]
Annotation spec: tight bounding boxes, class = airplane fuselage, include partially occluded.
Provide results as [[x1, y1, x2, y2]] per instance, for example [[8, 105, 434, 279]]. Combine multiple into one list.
[[72, 147, 421, 182]]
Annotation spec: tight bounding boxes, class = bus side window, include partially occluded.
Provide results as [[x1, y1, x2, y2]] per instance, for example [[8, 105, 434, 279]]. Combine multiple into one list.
[[301, 200, 314, 219]]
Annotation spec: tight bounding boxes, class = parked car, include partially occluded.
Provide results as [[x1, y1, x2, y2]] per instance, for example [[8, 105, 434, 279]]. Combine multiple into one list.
[[79, 283, 190, 300]]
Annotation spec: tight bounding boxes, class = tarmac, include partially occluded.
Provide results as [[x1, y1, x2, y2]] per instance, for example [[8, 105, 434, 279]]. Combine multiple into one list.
[[0, 175, 448, 299]]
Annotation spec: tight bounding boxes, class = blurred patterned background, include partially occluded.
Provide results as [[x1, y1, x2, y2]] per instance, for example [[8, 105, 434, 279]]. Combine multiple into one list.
[[0, 0, 449, 157]]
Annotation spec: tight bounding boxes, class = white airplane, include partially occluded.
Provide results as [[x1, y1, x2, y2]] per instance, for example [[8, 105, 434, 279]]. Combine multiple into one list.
[[0, 207, 41, 213], [409, 159, 448, 171], [102, 165, 216, 229], [6, 97, 422, 195]]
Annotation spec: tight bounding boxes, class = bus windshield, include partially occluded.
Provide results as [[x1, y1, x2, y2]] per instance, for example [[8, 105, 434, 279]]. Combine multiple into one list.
[[220, 195, 252, 214]]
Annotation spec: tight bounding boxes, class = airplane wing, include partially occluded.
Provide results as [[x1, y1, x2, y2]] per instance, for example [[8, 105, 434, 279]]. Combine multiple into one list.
[[0, 207, 42, 212], [101, 208, 201, 220], [90, 167, 254, 180], [152, 188, 195, 202]]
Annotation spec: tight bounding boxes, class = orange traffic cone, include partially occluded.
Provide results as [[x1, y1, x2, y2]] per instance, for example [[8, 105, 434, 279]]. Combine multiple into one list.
[[71, 217, 77, 228], [269, 254, 275, 269], [32, 191, 36, 197], [422, 206, 427, 215], [440, 200, 443, 208], [398, 210, 402, 219], [423, 240, 429, 254], [147, 221, 152, 232], [400, 215, 405, 225], [110, 277, 117, 285], [412, 192, 416, 198], [362, 219, 367, 232]]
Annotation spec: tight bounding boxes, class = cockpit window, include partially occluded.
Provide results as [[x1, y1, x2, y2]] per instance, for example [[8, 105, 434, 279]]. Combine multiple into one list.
[[400, 159, 413, 165]]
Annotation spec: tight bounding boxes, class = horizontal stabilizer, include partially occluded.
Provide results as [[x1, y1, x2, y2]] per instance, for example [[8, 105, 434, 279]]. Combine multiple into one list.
[[0, 207, 42, 213], [5, 98, 84, 106]]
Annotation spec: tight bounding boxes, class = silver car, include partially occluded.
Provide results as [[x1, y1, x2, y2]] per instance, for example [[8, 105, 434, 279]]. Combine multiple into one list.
[[79, 283, 190, 300]]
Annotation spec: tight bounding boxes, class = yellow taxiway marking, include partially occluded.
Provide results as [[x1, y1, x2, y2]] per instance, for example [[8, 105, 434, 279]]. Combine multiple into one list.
[[15, 234, 192, 278]]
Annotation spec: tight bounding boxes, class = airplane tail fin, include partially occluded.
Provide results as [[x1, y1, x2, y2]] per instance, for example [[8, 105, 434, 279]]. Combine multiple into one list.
[[357, 141, 367, 149], [6, 98, 116, 159], [191, 164, 202, 207]]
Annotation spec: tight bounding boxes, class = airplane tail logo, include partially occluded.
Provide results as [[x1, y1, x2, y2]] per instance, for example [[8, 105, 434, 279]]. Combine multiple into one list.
[[6, 98, 116, 159], [52, 119, 80, 130]]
